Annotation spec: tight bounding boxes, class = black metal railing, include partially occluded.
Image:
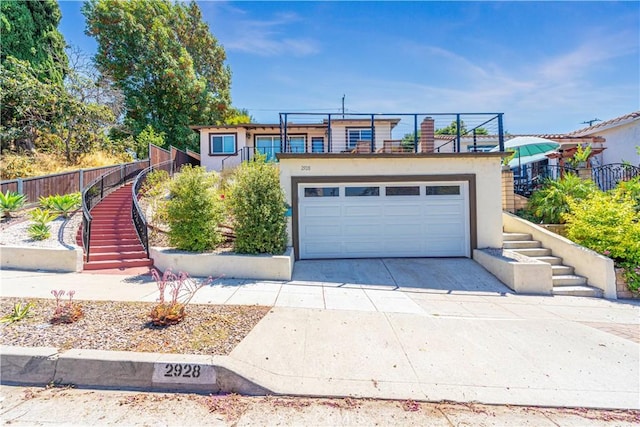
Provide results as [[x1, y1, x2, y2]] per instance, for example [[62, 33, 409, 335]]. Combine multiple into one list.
[[81, 161, 149, 262], [591, 163, 640, 191], [221, 146, 255, 169], [279, 112, 505, 153], [131, 160, 175, 257], [513, 164, 577, 197]]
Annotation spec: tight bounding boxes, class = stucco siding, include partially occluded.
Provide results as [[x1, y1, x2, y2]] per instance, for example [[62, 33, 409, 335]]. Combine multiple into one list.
[[278, 154, 504, 254]]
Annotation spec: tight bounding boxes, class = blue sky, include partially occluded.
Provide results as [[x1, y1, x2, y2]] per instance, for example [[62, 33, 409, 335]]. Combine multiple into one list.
[[58, 1, 639, 134]]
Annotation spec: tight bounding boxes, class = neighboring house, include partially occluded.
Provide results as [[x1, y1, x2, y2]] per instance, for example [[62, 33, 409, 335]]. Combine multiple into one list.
[[194, 112, 506, 261], [565, 111, 640, 166]]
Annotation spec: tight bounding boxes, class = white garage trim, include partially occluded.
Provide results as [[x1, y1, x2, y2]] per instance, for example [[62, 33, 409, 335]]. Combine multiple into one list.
[[291, 175, 477, 260]]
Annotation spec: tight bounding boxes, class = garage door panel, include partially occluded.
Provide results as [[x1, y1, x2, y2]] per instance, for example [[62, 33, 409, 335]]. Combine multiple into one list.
[[384, 223, 423, 236], [298, 181, 470, 259], [383, 203, 424, 216], [301, 205, 342, 218], [343, 241, 384, 255], [343, 205, 382, 217], [302, 224, 341, 237]]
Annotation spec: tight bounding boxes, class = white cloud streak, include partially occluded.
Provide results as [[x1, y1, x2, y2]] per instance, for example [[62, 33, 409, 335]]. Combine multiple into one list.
[[221, 10, 320, 57]]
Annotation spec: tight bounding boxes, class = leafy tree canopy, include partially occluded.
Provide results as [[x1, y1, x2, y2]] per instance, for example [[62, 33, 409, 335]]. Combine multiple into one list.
[[83, 0, 233, 151], [435, 120, 488, 136], [0, 0, 68, 85]]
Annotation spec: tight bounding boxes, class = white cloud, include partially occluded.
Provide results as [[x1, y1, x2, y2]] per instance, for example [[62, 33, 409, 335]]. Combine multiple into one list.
[[219, 9, 320, 57]]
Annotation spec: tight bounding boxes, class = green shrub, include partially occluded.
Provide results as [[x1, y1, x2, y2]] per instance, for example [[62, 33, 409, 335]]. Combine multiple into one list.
[[27, 208, 58, 240], [0, 191, 27, 218], [39, 193, 81, 218], [166, 165, 223, 251], [564, 191, 640, 293], [228, 156, 287, 254], [526, 174, 598, 224], [615, 176, 640, 212]]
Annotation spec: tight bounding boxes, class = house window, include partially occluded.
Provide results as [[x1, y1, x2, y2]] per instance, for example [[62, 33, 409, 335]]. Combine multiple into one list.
[[311, 137, 324, 153], [256, 136, 281, 161], [425, 185, 460, 196], [345, 186, 380, 197], [304, 187, 339, 197], [347, 128, 372, 149], [288, 136, 306, 153], [386, 186, 420, 196], [210, 134, 236, 155]]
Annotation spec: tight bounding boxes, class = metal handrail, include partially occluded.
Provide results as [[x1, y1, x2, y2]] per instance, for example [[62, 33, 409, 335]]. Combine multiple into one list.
[[81, 161, 150, 262], [131, 160, 175, 258]]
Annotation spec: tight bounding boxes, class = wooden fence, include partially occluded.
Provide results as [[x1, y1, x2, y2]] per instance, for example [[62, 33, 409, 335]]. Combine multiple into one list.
[[1, 144, 200, 207], [0, 161, 149, 207]]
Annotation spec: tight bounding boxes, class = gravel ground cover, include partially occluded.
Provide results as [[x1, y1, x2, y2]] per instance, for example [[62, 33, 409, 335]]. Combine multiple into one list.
[[0, 297, 270, 355]]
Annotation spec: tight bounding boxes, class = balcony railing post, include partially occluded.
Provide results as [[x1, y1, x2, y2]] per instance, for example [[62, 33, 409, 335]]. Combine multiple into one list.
[[456, 114, 461, 153], [498, 113, 505, 152], [370, 114, 375, 152], [327, 114, 332, 152], [414, 114, 418, 153]]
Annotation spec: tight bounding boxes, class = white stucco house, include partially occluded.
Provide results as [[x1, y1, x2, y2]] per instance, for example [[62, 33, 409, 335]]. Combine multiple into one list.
[[193, 112, 506, 261], [566, 111, 640, 166]]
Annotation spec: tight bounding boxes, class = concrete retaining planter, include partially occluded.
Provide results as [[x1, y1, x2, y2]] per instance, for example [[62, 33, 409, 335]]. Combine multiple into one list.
[[503, 212, 617, 299], [474, 248, 553, 295], [150, 246, 295, 281], [0, 246, 83, 272]]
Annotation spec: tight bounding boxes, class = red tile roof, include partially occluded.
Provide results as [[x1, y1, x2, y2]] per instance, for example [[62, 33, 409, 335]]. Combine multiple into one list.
[[567, 111, 640, 137]]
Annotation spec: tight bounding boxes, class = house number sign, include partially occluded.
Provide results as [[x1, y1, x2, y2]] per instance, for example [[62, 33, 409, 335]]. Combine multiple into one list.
[[152, 363, 216, 384]]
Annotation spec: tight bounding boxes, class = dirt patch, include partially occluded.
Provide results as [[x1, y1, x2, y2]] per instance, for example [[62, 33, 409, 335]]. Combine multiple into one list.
[[0, 298, 270, 355]]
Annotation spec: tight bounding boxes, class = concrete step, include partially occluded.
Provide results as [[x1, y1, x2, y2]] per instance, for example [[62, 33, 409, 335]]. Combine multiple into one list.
[[509, 247, 552, 257], [552, 285, 603, 298], [533, 256, 563, 265], [83, 258, 154, 271], [552, 265, 574, 275], [502, 232, 532, 241], [503, 240, 541, 249], [552, 274, 588, 287]]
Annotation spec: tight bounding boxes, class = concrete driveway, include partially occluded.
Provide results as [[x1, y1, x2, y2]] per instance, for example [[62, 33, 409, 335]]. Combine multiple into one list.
[[291, 258, 512, 294]]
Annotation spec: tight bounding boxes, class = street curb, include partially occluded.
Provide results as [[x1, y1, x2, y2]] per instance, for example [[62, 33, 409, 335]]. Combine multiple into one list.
[[0, 345, 270, 395]]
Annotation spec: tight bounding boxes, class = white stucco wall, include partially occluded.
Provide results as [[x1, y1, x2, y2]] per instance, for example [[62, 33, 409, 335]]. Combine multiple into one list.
[[593, 120, 640, 166], [278, 154, 504, 254], [200, 127, 248, 172]]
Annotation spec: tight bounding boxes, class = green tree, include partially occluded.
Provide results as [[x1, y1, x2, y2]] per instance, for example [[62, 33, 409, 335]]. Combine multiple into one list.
[[1, 56, 114, 161], [435, 120, 488, 136], [0, 0, 68, 85], [83, 0, 232, 151]]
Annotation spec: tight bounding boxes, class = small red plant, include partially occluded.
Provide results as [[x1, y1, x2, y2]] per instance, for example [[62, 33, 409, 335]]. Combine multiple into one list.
[[50, 290, 84, 324], [149, 268, 216, 326]]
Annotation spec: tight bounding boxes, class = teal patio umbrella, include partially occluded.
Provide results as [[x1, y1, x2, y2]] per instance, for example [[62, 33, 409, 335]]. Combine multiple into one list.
[[491, 136, 560, 168]]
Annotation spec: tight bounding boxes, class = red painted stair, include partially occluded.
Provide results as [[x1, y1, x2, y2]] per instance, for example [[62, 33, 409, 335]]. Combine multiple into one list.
[[76, 183, 153, 271]]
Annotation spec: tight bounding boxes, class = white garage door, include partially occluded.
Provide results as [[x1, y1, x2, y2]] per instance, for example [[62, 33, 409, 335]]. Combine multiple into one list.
[[298, 181, 470, 259]]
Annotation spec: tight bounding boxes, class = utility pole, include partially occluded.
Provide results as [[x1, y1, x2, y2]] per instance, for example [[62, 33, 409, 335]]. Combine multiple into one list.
[[341, 94, 345, 118], [581, 118, 601, 126]]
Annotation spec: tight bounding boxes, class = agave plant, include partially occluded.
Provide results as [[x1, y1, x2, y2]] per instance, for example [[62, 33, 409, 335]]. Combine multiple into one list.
[[0, 191, 27, 218], [40, 193, 81, 218]]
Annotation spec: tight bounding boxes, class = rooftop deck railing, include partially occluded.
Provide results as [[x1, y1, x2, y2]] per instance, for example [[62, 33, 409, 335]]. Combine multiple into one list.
[[278, 112, 505, 154]]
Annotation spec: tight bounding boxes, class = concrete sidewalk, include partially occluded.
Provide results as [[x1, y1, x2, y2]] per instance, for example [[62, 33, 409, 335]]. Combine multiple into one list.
[[1, 262, 639, 410]]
